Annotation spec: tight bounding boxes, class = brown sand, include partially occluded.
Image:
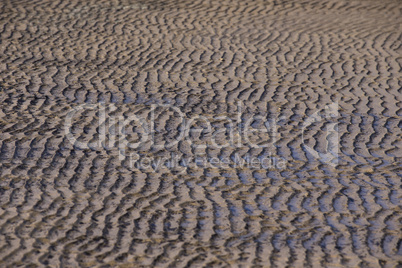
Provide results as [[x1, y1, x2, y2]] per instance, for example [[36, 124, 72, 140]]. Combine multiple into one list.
[[0, 0, 401, 267]]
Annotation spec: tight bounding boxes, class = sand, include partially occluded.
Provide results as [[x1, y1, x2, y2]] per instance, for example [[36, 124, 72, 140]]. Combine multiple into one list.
[[0, 0, 401, 267]]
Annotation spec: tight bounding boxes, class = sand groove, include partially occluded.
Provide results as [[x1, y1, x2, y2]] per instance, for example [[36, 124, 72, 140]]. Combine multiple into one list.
[[0, 0, 401, 267]]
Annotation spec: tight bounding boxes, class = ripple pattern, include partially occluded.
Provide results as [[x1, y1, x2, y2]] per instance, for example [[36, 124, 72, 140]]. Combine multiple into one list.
[[0, 0, 401, 267]]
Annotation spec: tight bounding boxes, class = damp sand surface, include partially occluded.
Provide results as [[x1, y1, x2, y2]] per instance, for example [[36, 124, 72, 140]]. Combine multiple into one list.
[[0, 0, 401, 267]]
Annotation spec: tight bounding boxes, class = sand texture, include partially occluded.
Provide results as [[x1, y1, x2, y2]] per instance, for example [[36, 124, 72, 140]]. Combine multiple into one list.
[[0, 0, 401, 267]]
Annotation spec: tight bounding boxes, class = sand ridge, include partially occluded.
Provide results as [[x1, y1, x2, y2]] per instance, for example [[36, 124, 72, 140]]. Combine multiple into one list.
[[0, 0, 401, 267]]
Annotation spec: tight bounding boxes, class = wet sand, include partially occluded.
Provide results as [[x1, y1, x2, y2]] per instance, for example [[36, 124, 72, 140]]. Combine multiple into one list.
[[0, 0, 401, 267]]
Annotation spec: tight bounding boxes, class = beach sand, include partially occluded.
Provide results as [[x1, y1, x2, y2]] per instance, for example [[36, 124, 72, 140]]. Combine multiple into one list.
[[0, 0, 401, 267]]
